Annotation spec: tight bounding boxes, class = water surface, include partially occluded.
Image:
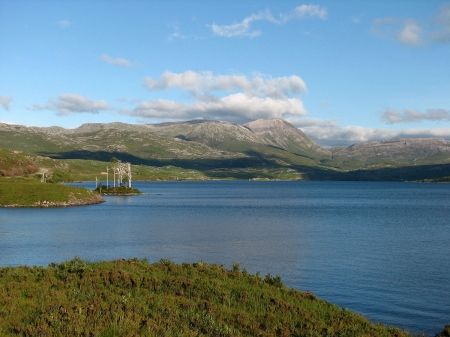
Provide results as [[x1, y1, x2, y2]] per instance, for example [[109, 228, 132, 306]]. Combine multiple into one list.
[[1, 181, 449, 334]]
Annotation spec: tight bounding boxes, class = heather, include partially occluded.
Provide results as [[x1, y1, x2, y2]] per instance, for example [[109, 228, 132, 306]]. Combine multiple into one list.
[[0, 258, 414, 337]]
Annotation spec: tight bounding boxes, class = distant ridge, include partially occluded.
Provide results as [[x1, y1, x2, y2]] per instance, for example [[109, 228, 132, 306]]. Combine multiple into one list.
[[1, 119, 450, 180], [331, 138, 450, 167]]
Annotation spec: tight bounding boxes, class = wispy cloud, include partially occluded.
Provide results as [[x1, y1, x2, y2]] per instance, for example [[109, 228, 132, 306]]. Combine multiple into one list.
[[372, 3, 450, 46], [123, 71, 308, 123], [431, 3, 450, 43], [372, 17, 423, 46], [33, 94, 112, 116], [381, 108, 450, 124], [100, 54, 140, 67], [209, 5, 327, 38], [0, 95, 12, 111], [56, 19, 71, 28]]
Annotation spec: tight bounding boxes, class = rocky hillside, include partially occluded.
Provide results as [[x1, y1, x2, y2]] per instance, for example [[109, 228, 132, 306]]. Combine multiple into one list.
[[245, 119, 331, 159], [144, 120, 268, 147], [0, 149, 38, 177]]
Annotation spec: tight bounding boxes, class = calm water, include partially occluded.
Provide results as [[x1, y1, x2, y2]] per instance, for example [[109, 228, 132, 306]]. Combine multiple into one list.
[[1, 181, 449, 334]]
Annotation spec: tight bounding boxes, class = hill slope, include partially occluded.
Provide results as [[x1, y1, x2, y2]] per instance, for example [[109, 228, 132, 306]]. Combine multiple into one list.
[[0, 149, 38, 177]]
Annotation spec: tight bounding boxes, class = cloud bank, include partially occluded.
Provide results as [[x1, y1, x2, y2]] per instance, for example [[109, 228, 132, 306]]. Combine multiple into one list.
[[209, 4, 327, 38], [0, 95, 12, 111], [124, 71, 308, 123], [381, 108, 450, 124], [33, 94, 112, 116], [287, 117, 450, 147]]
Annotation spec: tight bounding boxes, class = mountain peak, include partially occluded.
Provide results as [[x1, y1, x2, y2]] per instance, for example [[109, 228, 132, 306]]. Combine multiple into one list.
[[244, 119, 331, 159]]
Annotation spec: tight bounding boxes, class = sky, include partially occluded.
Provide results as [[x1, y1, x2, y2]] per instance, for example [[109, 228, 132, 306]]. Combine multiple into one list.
[[1, 0, 449, 147]]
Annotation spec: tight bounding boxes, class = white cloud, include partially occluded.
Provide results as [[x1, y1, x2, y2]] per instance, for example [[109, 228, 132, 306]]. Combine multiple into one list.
[[396, 20, 423, 46], [209, 5, 327, 38], [56, 19, 71, 28], [127, 71, 308, 123], [127, 95, 306, 123], [286, 117, 450, 147], [100, 54, 140, 67], [292, 5, 328, 20], [0, 95, 12, 111], [381, 108, 450, 124], [33, 94, 112, 116]]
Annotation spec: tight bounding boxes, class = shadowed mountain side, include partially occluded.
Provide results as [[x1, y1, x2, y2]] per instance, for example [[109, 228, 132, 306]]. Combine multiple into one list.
[[39, 150, 342, 180], [41, 150, 276, 169], [339, 163, 450, 181]]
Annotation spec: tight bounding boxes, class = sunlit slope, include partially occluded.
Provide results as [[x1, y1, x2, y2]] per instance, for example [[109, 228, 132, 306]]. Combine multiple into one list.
[[245, 118, 331, 160]]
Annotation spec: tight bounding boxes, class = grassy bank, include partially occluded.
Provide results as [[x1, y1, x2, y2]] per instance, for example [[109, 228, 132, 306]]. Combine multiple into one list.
[[0, 258, 421, 337], [0, 177, 103, 207]]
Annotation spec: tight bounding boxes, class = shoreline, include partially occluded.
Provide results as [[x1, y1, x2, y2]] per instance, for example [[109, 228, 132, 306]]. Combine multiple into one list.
[[0, 194, 105, 208]]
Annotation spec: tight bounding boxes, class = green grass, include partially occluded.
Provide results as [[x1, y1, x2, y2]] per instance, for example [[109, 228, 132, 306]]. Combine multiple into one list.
[[0, 177, 100, 207], [0, 258, 421, 337]]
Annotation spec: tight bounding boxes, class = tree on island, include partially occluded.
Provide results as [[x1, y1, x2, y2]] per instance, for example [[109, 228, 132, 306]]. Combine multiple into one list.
[[96, 158, 136, 194]]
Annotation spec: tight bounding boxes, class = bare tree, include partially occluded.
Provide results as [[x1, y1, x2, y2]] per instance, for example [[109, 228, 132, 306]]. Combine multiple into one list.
[[109, 158, 132, 188]]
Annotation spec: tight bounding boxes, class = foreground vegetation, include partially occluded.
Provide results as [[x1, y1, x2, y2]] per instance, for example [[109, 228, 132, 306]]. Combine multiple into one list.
[[0, 258, 434, 337]]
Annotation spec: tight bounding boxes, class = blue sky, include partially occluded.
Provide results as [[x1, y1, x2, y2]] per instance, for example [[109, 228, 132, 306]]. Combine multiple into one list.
[[1, 0, 449, 146]]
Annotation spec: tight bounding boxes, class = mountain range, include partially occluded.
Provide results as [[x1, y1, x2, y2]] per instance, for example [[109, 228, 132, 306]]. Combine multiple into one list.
[[1, 118, 450, 181]]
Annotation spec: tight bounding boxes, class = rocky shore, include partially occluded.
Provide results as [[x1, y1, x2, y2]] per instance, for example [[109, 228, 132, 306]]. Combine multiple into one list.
[[2, 193, 105, 208]]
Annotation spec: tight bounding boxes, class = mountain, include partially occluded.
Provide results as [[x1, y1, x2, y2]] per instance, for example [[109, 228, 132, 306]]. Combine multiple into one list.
[[244, 119, 331, 159], [1, 119, 450, 181]]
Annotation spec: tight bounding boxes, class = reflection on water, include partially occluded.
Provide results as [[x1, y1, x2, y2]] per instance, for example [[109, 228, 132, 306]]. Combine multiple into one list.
[[1, 181, 449, 335]]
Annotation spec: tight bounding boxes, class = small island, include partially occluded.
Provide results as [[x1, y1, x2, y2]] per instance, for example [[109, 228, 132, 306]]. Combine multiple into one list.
[[93, 157, 143, 195], [94, 185, 143, 195]]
